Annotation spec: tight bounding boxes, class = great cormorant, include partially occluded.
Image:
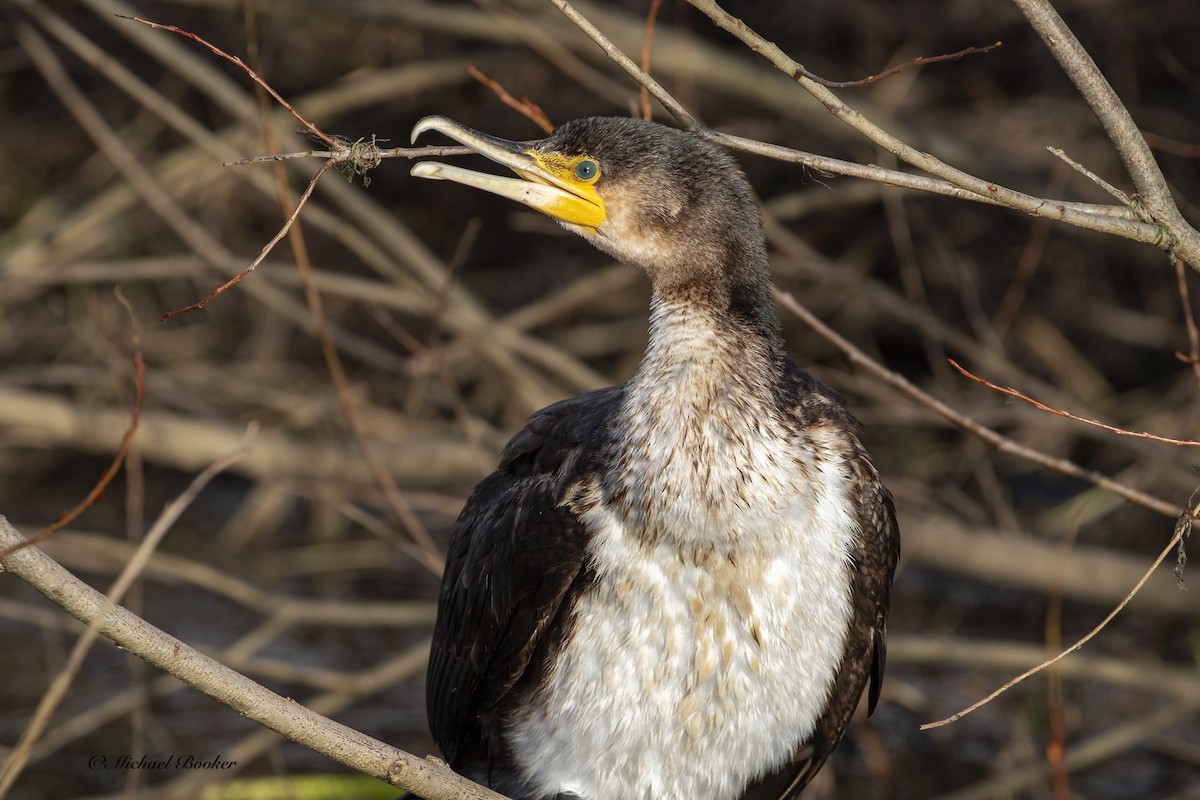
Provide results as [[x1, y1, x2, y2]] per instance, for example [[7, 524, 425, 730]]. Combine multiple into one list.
[[410, 115, 899, 800]]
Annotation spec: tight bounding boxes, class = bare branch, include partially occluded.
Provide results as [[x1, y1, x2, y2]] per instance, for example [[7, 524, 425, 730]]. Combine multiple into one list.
[[548, 0, 699, 129], [948, 358, 1200, 447], [161, 160, 336, 321], [119, 16, 337, 149], [1009, 0, 1200, 265], [803, 41, 1003, 89], [1046, 146, 1139, 209], [771, 286, 1180, 519], [467, 64, 555, 133], [920, 504, 1194, 729], [0, 516, 509, 800]]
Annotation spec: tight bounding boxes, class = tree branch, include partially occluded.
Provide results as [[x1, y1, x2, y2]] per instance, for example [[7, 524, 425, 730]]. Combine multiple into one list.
[[683, 0, 1197, 261], [548, 0, 699, 129], [771, 287, 1181, 519], [1009, 0, 1200, 264], [0, 437, 248, 792], [548, 1, 1186, 258], [0, 517, 508, 800]]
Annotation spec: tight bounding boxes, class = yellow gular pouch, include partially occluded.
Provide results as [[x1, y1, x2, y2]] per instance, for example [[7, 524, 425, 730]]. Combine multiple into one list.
[[526, 152, 607, 231]]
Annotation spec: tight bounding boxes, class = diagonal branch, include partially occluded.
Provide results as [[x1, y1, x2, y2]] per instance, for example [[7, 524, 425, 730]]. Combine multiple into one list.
[[712, 131, 1163, 244], [0, 517, 509, 800], [160, 159, 337, 321], [920, 509, 1193, 729], [771, 287, 1180, 519], [948, 359, 1200, 447], [1009, 0, 1195, 249], [548, 0, 699, 129], [685, 0, 1200, 267], [119, 15, 336, 149], [468, 65, 555, 132], [0, 435, 251, 793], [549, 1, 1176, 255]]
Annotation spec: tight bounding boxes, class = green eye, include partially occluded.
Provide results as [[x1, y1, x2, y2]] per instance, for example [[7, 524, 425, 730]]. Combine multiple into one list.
[[573, 159, 598, 181]]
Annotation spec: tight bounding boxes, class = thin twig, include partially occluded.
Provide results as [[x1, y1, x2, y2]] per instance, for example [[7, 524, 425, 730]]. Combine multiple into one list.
[[920, 508, 1194, 730], [802, 42, 1002, 89], [949, 358, 1200, 446], [771, 286, 1180, 518], [223, 145, 473, 166], [467, 64, 554, 132], [0, 288, 144, 559], [119, 16, 337, 148], [122, 14, 437, 213], [1047, 146, 1137, 209], [160, 159, 337, 321], [639, 0, 664, 122], [932, 703, 1200, 800]]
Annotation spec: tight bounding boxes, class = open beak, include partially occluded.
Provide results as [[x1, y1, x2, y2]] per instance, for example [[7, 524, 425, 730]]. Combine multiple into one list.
[[410, 116, 605, 231]]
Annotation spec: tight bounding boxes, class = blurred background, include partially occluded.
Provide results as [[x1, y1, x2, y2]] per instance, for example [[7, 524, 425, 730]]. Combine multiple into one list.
[[1, 0, 1198, 798]]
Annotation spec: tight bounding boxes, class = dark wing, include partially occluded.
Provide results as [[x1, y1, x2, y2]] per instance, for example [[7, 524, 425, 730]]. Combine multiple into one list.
[[744, 365, 901, 800], [426, 386, 620, 780]]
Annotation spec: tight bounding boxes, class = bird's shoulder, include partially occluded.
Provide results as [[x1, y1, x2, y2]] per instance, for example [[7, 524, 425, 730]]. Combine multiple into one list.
[[773, 359, 857, 429], [493, 385, 623, 491], [427, 386, 622, 770]]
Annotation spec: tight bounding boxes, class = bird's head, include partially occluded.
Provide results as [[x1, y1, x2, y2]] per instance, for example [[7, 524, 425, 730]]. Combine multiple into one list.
[[410, 116, 769, 307]]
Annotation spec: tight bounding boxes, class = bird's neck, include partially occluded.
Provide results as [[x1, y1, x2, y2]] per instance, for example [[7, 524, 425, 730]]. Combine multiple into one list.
[[603, 294, 791, 553], [637, 292, 780, 382]]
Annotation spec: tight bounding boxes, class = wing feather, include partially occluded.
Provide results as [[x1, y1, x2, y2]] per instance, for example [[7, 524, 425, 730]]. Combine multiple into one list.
[[426, 387, 620, 777]]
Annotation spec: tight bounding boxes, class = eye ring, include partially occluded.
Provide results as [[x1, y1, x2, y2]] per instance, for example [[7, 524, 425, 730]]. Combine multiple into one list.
[[573, 159, 599, 182]]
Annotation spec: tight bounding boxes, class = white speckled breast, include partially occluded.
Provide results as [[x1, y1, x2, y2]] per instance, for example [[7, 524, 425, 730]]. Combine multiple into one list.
[[505, 304, 860, 799]]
